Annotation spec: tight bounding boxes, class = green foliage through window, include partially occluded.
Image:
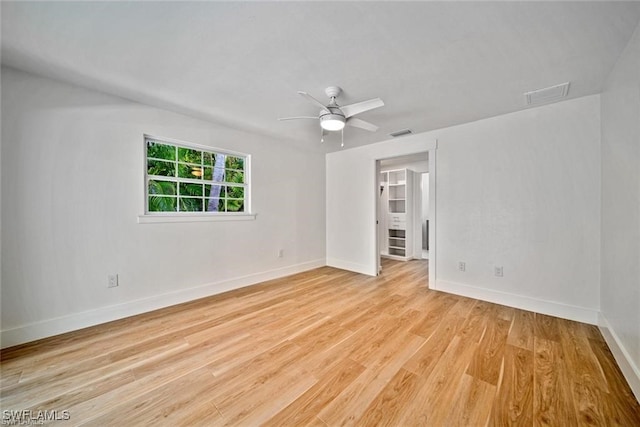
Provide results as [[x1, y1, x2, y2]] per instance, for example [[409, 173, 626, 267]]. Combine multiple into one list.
[[145, 136, 248, 214]]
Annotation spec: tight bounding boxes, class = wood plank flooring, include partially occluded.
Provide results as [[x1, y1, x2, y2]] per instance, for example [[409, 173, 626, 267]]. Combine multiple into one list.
[[1, 259, 639, 426]]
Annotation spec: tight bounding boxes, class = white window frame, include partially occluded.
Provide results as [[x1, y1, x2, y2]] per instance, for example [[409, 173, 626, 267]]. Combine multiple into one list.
[[138, 134, 255, 223]]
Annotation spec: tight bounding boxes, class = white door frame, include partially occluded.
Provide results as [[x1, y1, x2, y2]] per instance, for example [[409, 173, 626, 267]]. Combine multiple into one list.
[[375, 161, 382, 275], [427, 148, 436, 288]]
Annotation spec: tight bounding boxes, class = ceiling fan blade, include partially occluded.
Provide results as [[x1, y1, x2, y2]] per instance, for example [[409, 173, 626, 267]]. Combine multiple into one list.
[[346, 117, 379, 132], [340, 98, 384, 118], [298, 91, 329, 112], [278, 116, 317, 121]]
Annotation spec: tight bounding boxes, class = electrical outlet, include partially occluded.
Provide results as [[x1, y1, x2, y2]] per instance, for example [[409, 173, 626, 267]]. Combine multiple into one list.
[[494, 266, 504, 277], [108, 274, 119, 288], [278, 249, 284, 258], [458, 261, 466, 272]]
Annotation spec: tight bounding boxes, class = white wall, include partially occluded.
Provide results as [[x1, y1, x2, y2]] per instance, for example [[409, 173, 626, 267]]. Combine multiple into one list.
[[435, 96, 601, 323], [327, 95, 601, 324], [599, 21, 640, 398], [0, 67, 326, 347]]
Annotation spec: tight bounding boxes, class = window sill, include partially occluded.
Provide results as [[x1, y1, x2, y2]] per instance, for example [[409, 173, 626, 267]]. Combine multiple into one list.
[[138, 213, 257, 224]]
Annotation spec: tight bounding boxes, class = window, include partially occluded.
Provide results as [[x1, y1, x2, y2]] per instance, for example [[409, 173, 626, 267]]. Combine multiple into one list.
[[144, 135, 250, 217]]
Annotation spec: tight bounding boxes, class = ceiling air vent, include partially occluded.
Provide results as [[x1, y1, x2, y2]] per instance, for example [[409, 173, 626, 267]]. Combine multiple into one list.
[[389, 129, 413, 138], [524, 82, 570, 106]]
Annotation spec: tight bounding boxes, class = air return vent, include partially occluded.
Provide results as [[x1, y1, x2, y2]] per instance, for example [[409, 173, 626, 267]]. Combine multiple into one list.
[[524, 82, 570, 106], [389, 129, 413, 138]]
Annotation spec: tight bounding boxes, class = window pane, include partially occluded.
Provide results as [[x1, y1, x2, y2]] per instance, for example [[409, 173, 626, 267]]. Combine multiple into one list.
[[178, 164, 203, 179], [205, 184, 226, 197], [179, 183, 203, 197], [204, 183, 225, 213], [211, 167, 225, 182], [226, 170, 244, 183], [178, 147, 202, 164], [148, 196, 177, 212], [227, 186, 244, 199], [204, 197, 219, 212], [148, 180, 176, 195], [147, 159, 175, 177], [189, 166, 204, 179], [203, 152, 214, 165], [203, 166, 213, 181], [147, 142, 176, 161], [227, 199, 244, 212], [179, 197, 203, 212], [218, 199, 226, 212], [226, 156, 244, 171], [213, 153, 226, 168]]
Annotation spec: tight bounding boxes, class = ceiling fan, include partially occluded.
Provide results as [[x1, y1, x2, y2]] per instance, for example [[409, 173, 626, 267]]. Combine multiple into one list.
[[279, 86, 384, 146]]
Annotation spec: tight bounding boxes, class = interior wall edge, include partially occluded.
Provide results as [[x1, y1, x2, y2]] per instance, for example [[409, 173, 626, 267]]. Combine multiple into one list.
[[436, 279, 599, 325], [326, 258, 376, 277], [598, 312, 640, 401], [0, 258, 326, 349]]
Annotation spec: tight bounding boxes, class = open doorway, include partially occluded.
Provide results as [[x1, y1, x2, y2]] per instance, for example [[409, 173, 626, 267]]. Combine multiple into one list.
[[376, 152, 430, 274]]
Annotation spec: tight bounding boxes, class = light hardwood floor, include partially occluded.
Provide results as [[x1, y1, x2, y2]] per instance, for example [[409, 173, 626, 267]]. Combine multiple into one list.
[[1, 259, 639, 426]]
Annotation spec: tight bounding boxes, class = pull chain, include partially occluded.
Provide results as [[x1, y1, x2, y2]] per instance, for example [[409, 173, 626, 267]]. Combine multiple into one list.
[[341, 128, 344, 147]]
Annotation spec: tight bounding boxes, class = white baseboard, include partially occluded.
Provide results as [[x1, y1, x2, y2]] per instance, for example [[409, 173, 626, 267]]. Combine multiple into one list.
[[435, 280, 599, 325], [0, 258, 326, 349], [598, 312, 640, 401], [326, 257, 376, 276]]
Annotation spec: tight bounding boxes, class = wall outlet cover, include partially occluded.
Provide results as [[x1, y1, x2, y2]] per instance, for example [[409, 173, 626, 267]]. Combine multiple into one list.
[[108, 274, 119, 288]]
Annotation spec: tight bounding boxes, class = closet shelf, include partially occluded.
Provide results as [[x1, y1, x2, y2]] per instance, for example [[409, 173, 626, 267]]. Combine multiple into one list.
[[380, 168, 414, 261]]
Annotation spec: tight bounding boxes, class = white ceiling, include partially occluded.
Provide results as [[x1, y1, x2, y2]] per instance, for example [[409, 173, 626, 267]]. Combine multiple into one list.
[[2, 1, 639, 152]]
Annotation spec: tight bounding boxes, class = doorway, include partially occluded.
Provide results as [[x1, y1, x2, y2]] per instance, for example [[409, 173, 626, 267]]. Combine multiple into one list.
[[376, 152, 431, 275]]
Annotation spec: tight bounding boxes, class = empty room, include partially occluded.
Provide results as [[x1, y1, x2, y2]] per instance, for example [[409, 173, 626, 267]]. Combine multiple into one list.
[[1, 1, 639, 425]]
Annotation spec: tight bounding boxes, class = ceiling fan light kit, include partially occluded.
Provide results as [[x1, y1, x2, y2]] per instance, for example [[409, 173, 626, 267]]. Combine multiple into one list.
[[320, 111, 346, 131], [279, 86, 384, 146]]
